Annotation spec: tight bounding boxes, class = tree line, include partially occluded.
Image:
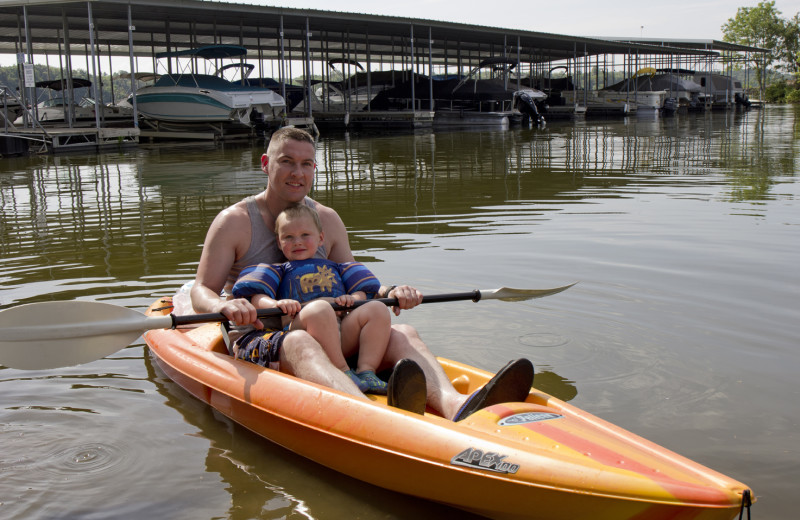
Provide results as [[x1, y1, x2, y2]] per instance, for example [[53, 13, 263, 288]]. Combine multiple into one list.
[[723, 1, 800, 102], [1, 63, 134, 104]]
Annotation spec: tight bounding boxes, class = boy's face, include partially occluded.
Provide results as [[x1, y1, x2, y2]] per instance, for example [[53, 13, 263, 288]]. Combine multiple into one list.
[[277, 214, 323, 261]]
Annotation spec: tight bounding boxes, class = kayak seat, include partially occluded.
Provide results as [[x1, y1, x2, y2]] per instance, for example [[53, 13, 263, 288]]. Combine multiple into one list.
[[185, 323, 229, 354], [450, 374, 471, 394]]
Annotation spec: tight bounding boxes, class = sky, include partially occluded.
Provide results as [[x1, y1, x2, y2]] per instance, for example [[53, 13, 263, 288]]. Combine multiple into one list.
[[244, 0, 800, 40]]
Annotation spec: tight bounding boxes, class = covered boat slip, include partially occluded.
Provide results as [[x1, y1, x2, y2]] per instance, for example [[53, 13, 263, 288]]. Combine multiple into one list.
[[0, 0, 763, 146]]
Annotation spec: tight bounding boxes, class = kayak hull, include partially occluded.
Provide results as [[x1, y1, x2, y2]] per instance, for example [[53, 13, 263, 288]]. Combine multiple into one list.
[[144, 298, 752, 520]]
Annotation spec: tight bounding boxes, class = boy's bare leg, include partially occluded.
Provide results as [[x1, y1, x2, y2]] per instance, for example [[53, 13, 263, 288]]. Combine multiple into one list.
[[340, 301, 391, 373], [291, 300, 348, 371]]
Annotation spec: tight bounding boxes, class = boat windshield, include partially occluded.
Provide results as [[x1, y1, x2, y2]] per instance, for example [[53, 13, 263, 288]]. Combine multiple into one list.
[[41, 97, 68, 108]]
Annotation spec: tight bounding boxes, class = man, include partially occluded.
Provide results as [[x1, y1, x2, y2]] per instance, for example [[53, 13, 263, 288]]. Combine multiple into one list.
[[190, 127, 531, 420]]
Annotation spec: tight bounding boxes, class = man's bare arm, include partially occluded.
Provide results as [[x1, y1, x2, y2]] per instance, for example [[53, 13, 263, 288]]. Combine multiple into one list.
[[190, 207, 261, 326], [316, 202, 355, 263]]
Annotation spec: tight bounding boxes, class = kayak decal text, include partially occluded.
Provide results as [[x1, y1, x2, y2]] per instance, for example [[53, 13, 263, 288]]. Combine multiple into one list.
[[498, 411, 563, 426], [451, 448, 520, 474]]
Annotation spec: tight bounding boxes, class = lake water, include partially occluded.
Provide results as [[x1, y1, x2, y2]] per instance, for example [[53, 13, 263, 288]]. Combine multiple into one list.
[[1, 106, 798, 519]]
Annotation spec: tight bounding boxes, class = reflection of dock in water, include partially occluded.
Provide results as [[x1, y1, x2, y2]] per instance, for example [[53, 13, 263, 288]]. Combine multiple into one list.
[[533, 370, 579, 403], [316, 111, 751, 193]]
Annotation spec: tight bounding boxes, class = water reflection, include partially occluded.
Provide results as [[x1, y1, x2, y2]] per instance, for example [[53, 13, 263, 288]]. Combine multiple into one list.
[[1, 155, 194, 306], [2, 107, 799, 520], [144, 352, 482, 519], [314, 110, 766, 189], [528, 369, 578, 402], [144, 353, 314, 519], [314, 111, 785, 253], [2, 109, 793, 309]]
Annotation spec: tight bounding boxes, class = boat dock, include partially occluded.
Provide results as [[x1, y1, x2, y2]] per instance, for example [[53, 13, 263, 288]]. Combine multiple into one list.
[[14, 126, 138, 152], [0, 1, 767, 154], [1, 129, 139, 155]]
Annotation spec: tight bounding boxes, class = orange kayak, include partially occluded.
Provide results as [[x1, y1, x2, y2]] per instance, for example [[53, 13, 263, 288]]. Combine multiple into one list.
[[144, 298, 753, 520]]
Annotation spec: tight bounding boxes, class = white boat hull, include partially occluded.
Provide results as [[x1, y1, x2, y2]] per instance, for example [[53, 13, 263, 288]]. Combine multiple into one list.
[[562, 90, 666, 112], [598, 90, 666, 111], [134, 85, 285, 123], [15, 102, 134, 125]]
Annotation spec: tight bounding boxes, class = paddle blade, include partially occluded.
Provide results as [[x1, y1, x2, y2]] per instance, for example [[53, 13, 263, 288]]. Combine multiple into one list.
[[0, 301, 172, 370], [482, 283, 577, 302]]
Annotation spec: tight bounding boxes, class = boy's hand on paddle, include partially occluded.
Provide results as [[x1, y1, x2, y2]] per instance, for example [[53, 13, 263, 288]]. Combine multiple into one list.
[[276, 299, 302, 317], [334, 294, 356, 307]]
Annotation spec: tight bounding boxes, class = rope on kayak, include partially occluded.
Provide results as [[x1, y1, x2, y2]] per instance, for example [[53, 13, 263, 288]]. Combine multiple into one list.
[[151, 298, 175, 312], [738, 489, 752, 520]]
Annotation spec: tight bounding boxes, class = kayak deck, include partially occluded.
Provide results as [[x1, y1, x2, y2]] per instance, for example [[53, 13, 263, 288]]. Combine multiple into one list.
[[144, 298, 753, 520]]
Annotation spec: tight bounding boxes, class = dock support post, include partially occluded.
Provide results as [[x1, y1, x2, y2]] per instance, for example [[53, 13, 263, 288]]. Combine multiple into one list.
[[409, 25, 415, 114], [127, 5, 139, 128], [87, 2, 101, 130], [428, 27, 433, 111], [305, 17, 313, 119]]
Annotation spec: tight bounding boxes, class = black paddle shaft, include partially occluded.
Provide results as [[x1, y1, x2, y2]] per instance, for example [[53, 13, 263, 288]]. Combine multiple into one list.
[[170, 290, 482, 328]]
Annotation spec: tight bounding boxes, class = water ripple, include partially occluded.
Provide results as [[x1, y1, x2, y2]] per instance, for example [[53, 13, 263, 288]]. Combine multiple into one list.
[[47, 442, 126, 476], [0, 435, 127, 479]]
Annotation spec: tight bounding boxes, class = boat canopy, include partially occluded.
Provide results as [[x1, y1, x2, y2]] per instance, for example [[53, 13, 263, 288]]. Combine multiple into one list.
[[478, 57, 518, 68], [603, 73, 702, 93], [656, 68, 696, 75], [155, 44, 248, 60], [35, 78, 92, 91], [328, 59, 364, 71], [451, 57, 519, 94]]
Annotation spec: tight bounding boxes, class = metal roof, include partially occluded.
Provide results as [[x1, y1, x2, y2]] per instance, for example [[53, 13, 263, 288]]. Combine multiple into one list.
[[606, 37, 767, 54], [0, 0, 733, 70]]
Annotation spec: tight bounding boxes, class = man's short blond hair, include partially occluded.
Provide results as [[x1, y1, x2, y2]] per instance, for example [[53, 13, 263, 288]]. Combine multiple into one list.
[[266, 127, 316, 158]]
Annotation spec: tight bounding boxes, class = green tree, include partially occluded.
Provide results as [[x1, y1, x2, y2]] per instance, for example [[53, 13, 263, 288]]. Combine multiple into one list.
[[1, 64, 132, 104], [783, 14, 800, 76], [764, 79, 788, 101], [722, 1, 787, 91]]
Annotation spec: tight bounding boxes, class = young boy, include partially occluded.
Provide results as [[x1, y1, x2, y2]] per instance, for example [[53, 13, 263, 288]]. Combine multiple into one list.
[[232, 203, 391, 394]]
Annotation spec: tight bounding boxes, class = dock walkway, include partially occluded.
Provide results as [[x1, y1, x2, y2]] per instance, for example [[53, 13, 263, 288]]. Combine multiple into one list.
[[1, 126, 139, 154]]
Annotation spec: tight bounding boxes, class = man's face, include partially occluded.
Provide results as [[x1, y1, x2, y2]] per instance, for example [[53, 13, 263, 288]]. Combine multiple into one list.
[[262, 139, 316, 203]]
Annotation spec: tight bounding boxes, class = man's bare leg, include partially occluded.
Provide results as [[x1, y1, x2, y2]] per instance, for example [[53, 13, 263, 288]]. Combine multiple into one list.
[[381, 324, 469, 420], [279, 330, 369, 400]]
